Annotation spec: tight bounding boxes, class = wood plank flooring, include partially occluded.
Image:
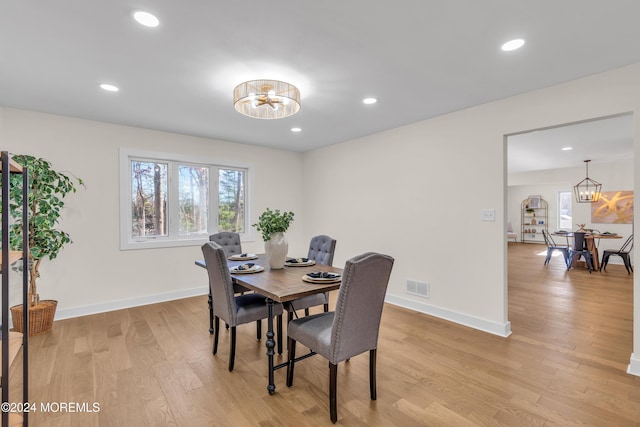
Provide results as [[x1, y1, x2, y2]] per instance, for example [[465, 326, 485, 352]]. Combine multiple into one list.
[[10, 244, 640, 425]]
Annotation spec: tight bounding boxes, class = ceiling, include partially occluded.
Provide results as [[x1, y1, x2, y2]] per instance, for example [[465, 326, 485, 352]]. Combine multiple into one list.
[[508, 114, 634, 174], [1, 1, 639, 163]]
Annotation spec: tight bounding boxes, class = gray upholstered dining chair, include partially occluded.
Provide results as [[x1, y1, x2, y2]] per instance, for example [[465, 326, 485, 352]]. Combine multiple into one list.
[[201, 241, 283, 371], [284, 235, 337, 321], [210, 231, 242, 256], [286, 252, 394, 423], [206, 232, 252, 334]]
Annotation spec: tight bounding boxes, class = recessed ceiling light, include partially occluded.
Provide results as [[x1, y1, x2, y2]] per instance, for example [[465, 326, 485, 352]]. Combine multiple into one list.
[[501, 38, 525, 52], [363, 97, 377, 105], [291, 127, 302, 132], [561, 147, 573, 151], [132, 10, 159, 28], [99, 83, 119, 92]]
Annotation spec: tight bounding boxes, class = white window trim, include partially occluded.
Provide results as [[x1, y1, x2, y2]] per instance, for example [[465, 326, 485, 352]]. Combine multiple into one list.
[[557, 190, 572, 231], [119, 148, 254, 250]]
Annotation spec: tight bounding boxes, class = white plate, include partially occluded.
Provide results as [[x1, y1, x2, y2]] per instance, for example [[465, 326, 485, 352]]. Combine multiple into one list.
[[230, 264, 264, 274], [228, 253, 258, 261], [302, 272, 342, 284], [285, 258, 316, 267]]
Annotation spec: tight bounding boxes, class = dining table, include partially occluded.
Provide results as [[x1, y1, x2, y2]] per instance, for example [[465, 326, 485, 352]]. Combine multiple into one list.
[[195, 253, 342, 395], [552, 231, 622, 270]]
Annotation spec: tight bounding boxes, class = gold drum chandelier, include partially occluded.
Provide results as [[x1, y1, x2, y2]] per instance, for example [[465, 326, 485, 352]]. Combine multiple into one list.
[[573, 159, 602, 203], [233, 79, 301, 119]]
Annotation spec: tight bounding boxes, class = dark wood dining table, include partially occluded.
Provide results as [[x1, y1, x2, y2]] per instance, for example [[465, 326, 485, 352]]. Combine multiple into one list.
[[195, 254, 342, 395], [552, 232, 622, 270]]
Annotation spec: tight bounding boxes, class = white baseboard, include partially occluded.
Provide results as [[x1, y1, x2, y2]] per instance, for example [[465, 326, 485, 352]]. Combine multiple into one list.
[[55, 286, 209, 321], [627, 353, 640, 377], [384, 294, 512, 337]]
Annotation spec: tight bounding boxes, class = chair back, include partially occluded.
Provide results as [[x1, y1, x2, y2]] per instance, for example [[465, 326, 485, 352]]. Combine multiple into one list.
[[307, 235, 337, 266], [573, 232, 588, 251], [541, 229, 554, 247], [329, 252, 394, 364], [209, 232, 242, 256], [619, 234, 634, 252], [201, 241, 238, 325]]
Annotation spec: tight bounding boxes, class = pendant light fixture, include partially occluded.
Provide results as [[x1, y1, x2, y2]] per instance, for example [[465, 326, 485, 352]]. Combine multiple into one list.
[[573, 160, 602, 203]]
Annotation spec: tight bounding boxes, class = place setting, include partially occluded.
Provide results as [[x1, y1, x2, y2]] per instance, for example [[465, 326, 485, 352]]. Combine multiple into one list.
[[228, 253, 258, 261], [229, 263, 264, 274], [285, 257, 316, 267], [302, 271, 341, 284]]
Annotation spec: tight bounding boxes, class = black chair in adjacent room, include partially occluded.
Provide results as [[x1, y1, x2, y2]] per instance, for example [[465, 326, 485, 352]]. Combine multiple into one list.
[[541, 230, 570, 267], [600, 235, 634, 274], [568, 231, 595, 273], [201, 241, 283, 371], [286, 252, 394, 423]]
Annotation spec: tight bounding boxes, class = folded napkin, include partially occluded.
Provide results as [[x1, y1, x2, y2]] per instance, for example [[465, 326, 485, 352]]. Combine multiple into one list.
[[236, 263, 255, 271], [287, 257, 309, 263], [306, 272, 340, 279]]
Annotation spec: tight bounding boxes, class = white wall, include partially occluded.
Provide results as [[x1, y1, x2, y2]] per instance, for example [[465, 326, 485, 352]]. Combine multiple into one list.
[[0, 108, 306, 317], [302, 63, 640, 374]]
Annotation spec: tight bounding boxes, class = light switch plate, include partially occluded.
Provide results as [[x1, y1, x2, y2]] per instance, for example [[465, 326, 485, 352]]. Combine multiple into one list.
[[481, 209, 495, 222]]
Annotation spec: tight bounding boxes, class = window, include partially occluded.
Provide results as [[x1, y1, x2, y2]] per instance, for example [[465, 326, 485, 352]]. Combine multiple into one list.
[[558, 191, 572, 230], [120, 149, 250, 249]]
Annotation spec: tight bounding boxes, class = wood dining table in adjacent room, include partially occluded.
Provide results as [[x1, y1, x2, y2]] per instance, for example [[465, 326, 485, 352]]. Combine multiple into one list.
[[195, 254, 342, 395], [552, 231, 623, 270]]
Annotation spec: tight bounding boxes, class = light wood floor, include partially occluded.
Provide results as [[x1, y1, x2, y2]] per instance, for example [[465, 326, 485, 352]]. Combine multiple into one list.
[[10, 244, 640, 426]]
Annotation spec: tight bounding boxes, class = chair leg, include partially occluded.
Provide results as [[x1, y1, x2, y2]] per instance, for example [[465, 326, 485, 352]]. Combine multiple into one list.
[[600, 254, 608, 271], [229, 326, 236, 371], [329, 362, 338, 423], [256, 319, 261, 340], [622, 254, 633, 274], [208, 290, 214, 334], [277, 314, 283, 355], [544, 249, 552, 265], [370, 349, 377, 400], [213, 316, 220, 354], [305, 308, 310, 316], [323, 303, 329, 312], [286, 338, 296, 387]]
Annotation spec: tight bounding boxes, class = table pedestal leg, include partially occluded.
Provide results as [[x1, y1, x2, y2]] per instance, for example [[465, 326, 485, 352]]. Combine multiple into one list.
[[265, 298, 276, 395]]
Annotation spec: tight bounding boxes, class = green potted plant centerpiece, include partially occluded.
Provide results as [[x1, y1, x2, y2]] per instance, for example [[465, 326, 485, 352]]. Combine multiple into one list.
[[252, 208, 294, 269], [5, 155, 83, 336]]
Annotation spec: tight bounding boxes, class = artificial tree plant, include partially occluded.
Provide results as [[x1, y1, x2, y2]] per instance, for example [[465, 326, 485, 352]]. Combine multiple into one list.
[[6, 155, 83, 307]]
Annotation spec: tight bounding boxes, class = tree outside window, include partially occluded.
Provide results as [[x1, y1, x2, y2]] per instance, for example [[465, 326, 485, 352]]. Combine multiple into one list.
[[122, 151, 250, 249]]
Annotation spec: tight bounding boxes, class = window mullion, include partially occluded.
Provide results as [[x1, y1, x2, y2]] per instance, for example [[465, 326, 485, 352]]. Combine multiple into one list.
[[167, 160, 179, 238]]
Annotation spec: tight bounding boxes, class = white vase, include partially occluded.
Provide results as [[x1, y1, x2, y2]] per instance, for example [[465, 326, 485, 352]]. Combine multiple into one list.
[[265, 232, 288, 269]]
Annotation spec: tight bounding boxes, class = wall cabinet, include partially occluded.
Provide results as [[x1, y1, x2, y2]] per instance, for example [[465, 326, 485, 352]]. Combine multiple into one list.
[[521, 197, 548, 244]]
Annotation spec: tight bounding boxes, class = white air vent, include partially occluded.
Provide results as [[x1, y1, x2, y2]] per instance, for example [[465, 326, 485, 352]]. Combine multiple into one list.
[[406, 279, 430, 298]]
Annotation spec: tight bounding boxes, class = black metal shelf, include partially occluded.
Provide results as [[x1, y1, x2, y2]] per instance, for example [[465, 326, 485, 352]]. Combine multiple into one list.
[[1, 151, 29, 427]]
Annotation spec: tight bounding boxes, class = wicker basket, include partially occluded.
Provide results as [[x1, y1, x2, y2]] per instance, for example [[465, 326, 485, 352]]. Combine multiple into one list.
[[10, 300, 58, 336]]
